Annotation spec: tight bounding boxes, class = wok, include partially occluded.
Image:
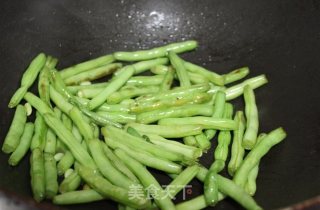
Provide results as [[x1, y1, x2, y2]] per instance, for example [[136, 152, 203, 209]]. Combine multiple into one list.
[[0, 0, 319, 209]]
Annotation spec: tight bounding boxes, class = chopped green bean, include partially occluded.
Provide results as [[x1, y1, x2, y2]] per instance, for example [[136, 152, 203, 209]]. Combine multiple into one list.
[[67, 82, 109, 94], [114, 40, 197, 61], [233, 127, 287, 188], [53, 189, 104, 205], [8, 122, 34, 166], [131, 58, 169, 74], [30, 148, 45, 202], [64, 63, 122, 85], [158, 116, 236, 130], [150, 65, 170, 75], [126, 123, 203, 138], [97, 111, 136, 124], [204, 170, 219, 205], [137, 104, 214, 124], [9, 53, 46, 108], [160, 67, 175, 91], [2, 105, 27, 153], [183, 136, 198, 147], [30, 112, 47, 151], [78, 165, 151, 209], [57, 151, 74, 175], [114, 149, 175, 210], [169, 51, 191, 87], [242, 85, 259, 149], [88, 66, 135, 110], [195, 132, 211, 151], [223, 67, 249, 84], [127, 75, 164, 86], [228, 111, 246, 176], [44, 153, 59, 199], [59, 170, 82, 193], [60, 54, 115, 79]]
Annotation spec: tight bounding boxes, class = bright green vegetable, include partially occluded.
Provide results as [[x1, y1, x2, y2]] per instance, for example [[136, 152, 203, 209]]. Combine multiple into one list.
[[176, 195, 209, 210], [9, 53, 47, 108], [64, 63, 122, 85], [57, 151, 74, 175], [44, 129, 57, 154], [114, 149, 175, 210], [60, 54, 115, 79], [126, 75, 164, 86], [228, 111, 246, 176], [209, 103, 233, 173], [242, 85, 259, 149], [225, 75, 268, 100], [30, 112, 47, 151], [8, 122, 34, 166], [168, 51, 191, 87], [150, 65, 170, 74], [88, 66, 135, 110], [223, 67, 249, 84], [107, 85, 159, 104], [88, 139, 136, 189], [67, 82, 109, 94], [183, 136, 198, 147], [30, 148, 45, 202], [166, 165, 199, 197], [233, 127, 287, 188], [245, 133, 267, 196], [96, 111, 135, 124], [126, 123, 203, 138], [184, 61, 224, 86], [59, 170, 82, 193], [2, 105, 27, 154], [204, 170, 219, 205], [160, 67, 175, 91], [158, 116, 236, 131], [195, 132, 211, 151], [114, 40, 197, 61], [131, 57, 169, 74], [205, 91, 226, 140], [44, 153, 59, 198], [137, 104, 214, 124], [78, 165, 151, 209], [53, 190, 104, 205]]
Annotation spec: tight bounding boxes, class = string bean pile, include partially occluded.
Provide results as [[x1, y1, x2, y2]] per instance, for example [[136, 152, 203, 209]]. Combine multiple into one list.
[[2, 40, 286, 210]]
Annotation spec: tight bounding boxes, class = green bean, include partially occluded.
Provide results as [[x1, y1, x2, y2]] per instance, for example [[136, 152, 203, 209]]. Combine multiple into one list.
[[64, 63, 122, 85], [60, 54, 115, 79], [59, 170, 82, 193], [160, 67, 175, 91], [132, 58, 169, 74], [158, 117, 236, 130], [49, 86, 73, 113], [127, 126, 143, 138], [24, 102, 33, 116], [114, 149, 175, 210], [102, 126, 184, 162], [78, 165, 151, 209], [225, 75, 268, 100], [9, 53, 47, 108], [131, 92, 212, 113], [205, 91, 226, 140], [114, 40, 197, 61], [30, 112, 47, 151], [97, 111, 136, 124], [176, 195, 209, 210], [105, 136, 182, 174], [204, 170, 219, 205], [2, 105, 27, 153], [62, 113, 73, 131], [53, 189, 104, 205], [137, 104, 214, 124], [72, 124, 83, 142], [242, 85, 259, 149], [8, 122, 34, 166], [44, 128, 57, 154], [166, 165, 199, 197], [233, 127, 287, 188], [183, 136, 198, 147], [88, 66, 135, 110], [223, 67, 249, 84], [38, 59, 52, 106], [126, 123, 203, 138], [245, 133, 267, 196], [168, 51, 191, 87], [44, 153, 59, 199], [209, 103, 233, 173], [98, 103, 130, 113], [195, 132, 211, 151], [67, 82, 109, 94], [189, 72, 209, 84], [88, 139, 136, 188], [30, 148, 45, 202], [107, 85, 160, 104], [184, 62, 224, 86], [57, 151, 74, 175], [69, 107, 94, 141], [127, 75, 164, 86], [144, 134, 202, 161], [150, 65, 170, 74], [228, 111, 246, 176], [92, 123, 100, 138], [102, 144, 139, 183]]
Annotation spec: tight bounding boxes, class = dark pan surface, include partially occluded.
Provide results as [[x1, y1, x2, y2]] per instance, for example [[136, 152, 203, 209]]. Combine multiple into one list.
[[0, 0, 320, 209]]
